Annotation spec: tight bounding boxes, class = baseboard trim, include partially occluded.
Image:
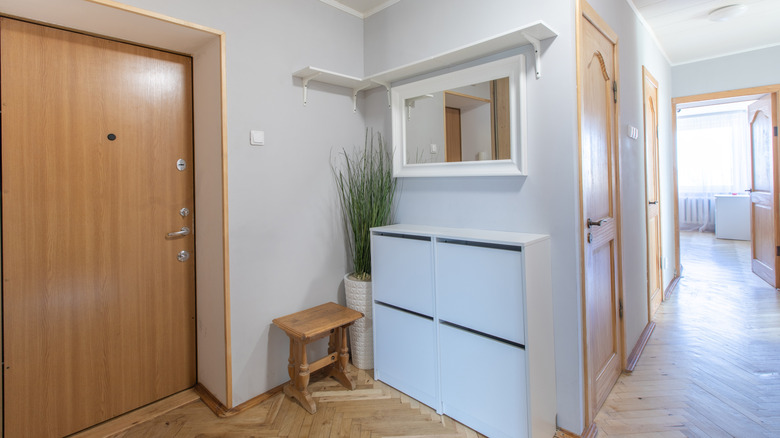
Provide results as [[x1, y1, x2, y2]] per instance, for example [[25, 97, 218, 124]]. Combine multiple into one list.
[[582, 423, 598, 438], [556, 423, 598, 438], [626, 321, 656, 372], [71, 388, 200, 437], [664, 274, 681, 300], [195, 381, 285, 418]]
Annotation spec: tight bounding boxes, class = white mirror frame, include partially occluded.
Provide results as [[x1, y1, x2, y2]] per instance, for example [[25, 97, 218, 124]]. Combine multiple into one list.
[[391, 54, 527, 177]]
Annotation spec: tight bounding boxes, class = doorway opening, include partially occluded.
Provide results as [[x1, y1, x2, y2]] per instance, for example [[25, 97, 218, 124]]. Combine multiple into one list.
[[672, 87, 779, 289]]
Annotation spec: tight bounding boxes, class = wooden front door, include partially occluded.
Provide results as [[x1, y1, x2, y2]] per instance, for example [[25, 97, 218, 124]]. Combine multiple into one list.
[[748, 94, 778, 288], [643, 67, 663, 317], [578, 2, 623, 423], [1, 18, 196, 437]]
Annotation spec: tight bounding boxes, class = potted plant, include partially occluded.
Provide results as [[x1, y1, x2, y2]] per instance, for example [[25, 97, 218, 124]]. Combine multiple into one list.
[[333, 129, 397, 369]]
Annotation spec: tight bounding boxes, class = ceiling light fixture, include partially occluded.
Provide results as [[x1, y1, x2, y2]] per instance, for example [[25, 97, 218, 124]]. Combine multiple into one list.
[[708, 4, 747, 22]]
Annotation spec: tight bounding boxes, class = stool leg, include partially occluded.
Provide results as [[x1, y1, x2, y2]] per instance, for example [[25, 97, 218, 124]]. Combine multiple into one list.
[[283, 340, 317, 414], [328, 326, 356, 390], [287, 338, 295, 381]]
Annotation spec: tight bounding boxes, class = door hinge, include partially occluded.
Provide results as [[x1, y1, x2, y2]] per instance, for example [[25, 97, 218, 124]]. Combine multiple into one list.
[[618, 299, 624, 319], [774, 126, 778, 137], [776, 246, 780, 257], [612, 80, 618, 103]]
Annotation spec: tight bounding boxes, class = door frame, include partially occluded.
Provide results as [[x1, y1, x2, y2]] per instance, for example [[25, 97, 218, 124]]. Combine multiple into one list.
[[642, 66, 662, 319], [576, 0, 625, 430], [671, 85, 780, 289], [0, 0, 234, 417]]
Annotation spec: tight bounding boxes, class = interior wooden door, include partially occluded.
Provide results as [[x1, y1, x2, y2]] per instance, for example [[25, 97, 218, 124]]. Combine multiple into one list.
[[1, 18, 196, 437], [445, 106, 463, 162], [643, 67, 663, 317], [748, 94, 778, 288], [579, 3, 623, 423]]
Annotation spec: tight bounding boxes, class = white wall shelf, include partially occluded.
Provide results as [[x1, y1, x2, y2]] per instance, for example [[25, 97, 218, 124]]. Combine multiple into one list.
[[292, 21, 557, 110]]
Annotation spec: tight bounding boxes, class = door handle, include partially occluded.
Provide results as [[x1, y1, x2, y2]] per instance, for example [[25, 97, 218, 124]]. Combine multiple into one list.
[[745, 189, 753, 193], [587, 218, 608, 228], [167, 226, 190, 238], [648, 201, 658, 205]]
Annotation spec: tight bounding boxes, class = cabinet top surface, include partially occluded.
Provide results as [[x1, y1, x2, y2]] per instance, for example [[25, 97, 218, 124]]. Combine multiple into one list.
[[371, 224, 549, 246]]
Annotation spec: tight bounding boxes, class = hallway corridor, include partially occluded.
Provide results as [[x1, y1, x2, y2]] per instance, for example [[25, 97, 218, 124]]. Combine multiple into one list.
[[595, 231, 780, 436]]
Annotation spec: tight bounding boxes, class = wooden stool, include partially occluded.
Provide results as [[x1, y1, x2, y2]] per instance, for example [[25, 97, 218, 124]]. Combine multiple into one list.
[[272, 302, 363, 414]]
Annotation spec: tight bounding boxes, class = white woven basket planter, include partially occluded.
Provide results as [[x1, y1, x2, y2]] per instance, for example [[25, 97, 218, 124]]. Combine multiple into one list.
[[344, 274, 373, 370]]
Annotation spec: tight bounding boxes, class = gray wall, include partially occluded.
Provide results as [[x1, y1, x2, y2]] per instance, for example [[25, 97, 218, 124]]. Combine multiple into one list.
[[585, 0, 675, 372], [364, 0, 585, 431], [673, 44, 780, 97], [102, 0, 674, 432], [121, 0, 367, 406], [365, 0, 673, 432]]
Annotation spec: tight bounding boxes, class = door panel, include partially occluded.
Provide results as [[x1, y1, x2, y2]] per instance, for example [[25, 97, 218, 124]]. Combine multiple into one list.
[[1, 18, 196, 437], [643, 68, 663, 317], [748, 94, 777, 287], [445, 106, 462, 162], [580, 8, 623, 422]]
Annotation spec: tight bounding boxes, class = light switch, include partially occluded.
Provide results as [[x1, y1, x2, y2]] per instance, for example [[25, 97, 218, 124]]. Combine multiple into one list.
[[250, 130, 265, 146], [627, 125, 639, 139], [430, 143, 438, 154]]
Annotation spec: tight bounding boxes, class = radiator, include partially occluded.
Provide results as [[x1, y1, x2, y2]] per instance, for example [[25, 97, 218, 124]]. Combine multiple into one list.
[[679, 196, 715, 231]]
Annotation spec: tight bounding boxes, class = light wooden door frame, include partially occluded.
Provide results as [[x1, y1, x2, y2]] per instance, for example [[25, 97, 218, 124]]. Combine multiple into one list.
[[576, 0, 625, 429], [642, 66, 663, 318], [1, 18, 197, 436], [671, 86, 780, 290], [0, 0, 233, 430]]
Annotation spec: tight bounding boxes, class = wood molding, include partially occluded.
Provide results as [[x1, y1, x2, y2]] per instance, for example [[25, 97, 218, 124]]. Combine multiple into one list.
[[557, 423, 598, 438], [71, 389, 199, 438], [195, 381, 285, 418], [581, 423, 598, 438], [664, 274, 682, 300], [625, 321, 655, 372], [85, 0, 224, 36]]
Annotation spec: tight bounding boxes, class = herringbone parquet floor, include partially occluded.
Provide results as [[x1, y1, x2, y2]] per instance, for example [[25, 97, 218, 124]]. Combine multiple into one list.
[[110, 367, 487, 437], [595, 231, 780, 437]]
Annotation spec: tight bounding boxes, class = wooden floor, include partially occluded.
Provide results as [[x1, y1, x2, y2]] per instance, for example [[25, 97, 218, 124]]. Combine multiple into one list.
[[106, 367, 487, 437], [595, 231, 780, 437], [86, 231, 779, 437]]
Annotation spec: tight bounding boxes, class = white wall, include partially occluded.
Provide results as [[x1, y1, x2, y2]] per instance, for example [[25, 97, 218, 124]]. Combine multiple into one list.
[[673, 45, 780, 98], [406, 92, 445, 163], [364, 0, 585, 431], [584, 0, 674, 365], [120, 0, 367, 407]]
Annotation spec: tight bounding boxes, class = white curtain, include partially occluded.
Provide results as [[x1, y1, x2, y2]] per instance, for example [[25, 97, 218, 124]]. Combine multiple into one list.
[[677, 110, 750, 232]]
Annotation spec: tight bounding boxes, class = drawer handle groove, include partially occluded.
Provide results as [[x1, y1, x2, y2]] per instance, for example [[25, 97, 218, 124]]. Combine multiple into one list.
[[375, 301, 434, 320], [440, 320, 525, 349]]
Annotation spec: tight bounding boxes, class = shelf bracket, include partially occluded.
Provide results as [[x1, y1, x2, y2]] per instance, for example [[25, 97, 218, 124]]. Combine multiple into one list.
[[352, 84, 371, 113], [522, 32, 542, 79], [301, 72, 322, 106], [371, 80, 391, 108]]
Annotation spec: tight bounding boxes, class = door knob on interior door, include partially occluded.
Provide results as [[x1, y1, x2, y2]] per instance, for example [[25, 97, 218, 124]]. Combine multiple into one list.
[[649, 201, 658, 205], [587, 218, 607, 228], [167, 226, 190, 239]]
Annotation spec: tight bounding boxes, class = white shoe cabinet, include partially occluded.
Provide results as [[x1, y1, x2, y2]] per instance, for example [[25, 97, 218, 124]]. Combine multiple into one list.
[[371, 224, 556, 438]]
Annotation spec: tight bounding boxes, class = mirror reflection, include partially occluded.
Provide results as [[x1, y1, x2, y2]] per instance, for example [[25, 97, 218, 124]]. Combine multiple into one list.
[[405, 78, 510, 164]]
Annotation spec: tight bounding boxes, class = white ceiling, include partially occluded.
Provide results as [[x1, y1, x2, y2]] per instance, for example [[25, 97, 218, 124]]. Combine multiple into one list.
[[630, 0, 780, 65], [321, 0, 780, 66]]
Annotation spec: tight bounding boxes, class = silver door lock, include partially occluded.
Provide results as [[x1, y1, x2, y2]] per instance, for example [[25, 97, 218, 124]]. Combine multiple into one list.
[[176, 159, 187, 171], [177, 250, 190, 262]]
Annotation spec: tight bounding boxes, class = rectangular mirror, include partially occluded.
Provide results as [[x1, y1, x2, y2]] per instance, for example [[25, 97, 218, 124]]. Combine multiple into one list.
[[391, 55, 526, 177]]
